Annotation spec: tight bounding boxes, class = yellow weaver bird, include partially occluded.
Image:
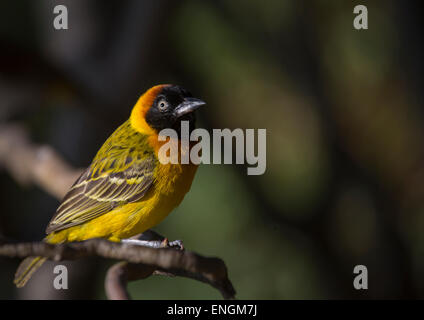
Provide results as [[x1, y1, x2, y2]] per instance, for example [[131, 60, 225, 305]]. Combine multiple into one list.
[[14, 84, 205, 287]]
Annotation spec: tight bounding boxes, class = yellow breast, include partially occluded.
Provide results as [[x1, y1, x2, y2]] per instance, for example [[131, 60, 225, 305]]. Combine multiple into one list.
[[48, 162, 197, 243]]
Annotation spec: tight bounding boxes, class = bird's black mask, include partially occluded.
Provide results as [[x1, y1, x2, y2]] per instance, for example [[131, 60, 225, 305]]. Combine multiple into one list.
[[145, 85, 205, 136]]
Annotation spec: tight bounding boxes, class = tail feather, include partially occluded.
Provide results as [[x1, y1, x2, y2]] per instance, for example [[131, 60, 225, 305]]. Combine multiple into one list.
[[14, 256, 47, 288]]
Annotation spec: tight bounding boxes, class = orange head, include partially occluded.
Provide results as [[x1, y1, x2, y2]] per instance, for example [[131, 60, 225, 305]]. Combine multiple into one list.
[[130, 84, 206, 136]]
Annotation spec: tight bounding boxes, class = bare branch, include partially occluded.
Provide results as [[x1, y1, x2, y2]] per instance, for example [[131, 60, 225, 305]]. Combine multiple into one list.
[[105, 262, 155, 300], [0, 124, 82, 199], [0, 239, 236, 299]]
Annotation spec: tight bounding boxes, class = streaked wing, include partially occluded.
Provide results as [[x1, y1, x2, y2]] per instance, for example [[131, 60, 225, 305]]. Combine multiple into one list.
[[46, 151, 156, 234]]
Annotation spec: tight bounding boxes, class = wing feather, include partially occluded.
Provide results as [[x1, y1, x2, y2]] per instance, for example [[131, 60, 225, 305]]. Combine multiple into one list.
[[46, 124, 157, 234]]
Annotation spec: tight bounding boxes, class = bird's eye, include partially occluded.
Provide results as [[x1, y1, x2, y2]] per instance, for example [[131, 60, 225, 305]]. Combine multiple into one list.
[[158, 99, 169, 112]]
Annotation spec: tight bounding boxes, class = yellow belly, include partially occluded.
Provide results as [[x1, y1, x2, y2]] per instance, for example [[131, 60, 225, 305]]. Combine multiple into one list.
[[46, 163, 198, 243]]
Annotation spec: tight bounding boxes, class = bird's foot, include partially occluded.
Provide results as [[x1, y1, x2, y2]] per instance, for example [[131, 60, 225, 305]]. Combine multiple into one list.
[[161, 238, 184, 250], [121, 239, 163, 248], [121, 237, 184, 251]]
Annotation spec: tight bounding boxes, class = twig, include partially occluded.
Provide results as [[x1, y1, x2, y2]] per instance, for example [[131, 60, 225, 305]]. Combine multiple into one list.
[[106, 262, 155, 300], [0, 124, 82, 199], [0, 239, 236, 299]]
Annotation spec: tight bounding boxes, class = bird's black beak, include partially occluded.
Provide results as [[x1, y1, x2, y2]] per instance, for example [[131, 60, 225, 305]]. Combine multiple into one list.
[[174, 97, 206, 118]]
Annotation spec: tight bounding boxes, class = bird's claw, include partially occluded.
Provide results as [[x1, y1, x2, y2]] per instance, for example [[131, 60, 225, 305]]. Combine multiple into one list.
[[161, 238, 184, 251]]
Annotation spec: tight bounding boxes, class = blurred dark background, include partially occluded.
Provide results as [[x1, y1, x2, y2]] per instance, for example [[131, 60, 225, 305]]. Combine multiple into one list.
[[1, 0, 424, 299]]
